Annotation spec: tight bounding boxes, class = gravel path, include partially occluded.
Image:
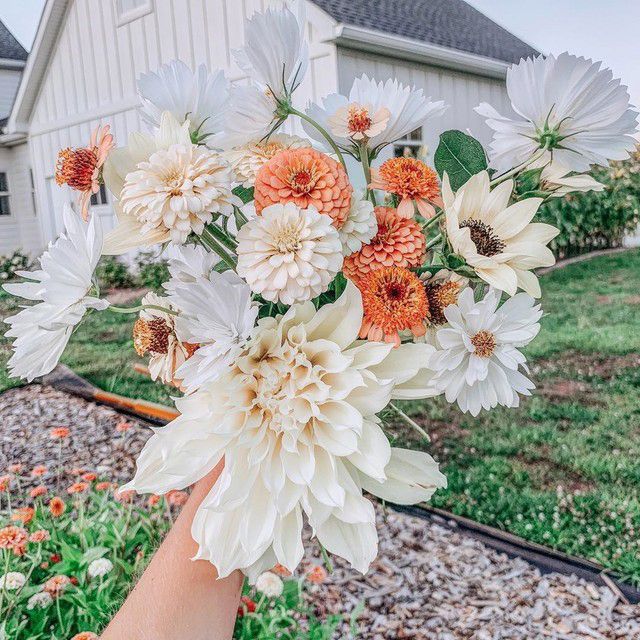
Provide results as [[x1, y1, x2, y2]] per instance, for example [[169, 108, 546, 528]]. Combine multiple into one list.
[[1, 384, 638, 639]]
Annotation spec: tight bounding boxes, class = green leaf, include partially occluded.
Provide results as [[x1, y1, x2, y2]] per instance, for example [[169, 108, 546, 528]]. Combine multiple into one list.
[[434, 130, 488, 191], [232, 185, 255, 204]]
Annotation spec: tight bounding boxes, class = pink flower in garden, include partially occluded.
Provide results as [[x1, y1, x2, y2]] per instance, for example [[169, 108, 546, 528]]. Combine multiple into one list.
[[11, 507, 35, 525], [32, 465, 48, 477], [82, 472, 97, 482], [0, 475, 10, 492], [167, 490, 188, 507], [115, 489, 135, 503], [7, 463, 23, 474], [147, 494, 161, 507], [272, 564, 292, 578], [71, 632, 99, 640], [30, 486, 48, 499], [237, 596, 257, 618], [306, 565, 328, 585], [50, 427, 70, 440], [0, 525, 28, 556], [67, 482, 89, 495], [29, 529, 51, 543], [44, 574, 71, 597], [69, 467, 86, 476], [95, 482, 113, 492]]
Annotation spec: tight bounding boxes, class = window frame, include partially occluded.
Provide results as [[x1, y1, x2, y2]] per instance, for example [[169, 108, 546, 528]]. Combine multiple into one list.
[[115, 0, 154, 27], [0, 171, 11, 217], [393, 127, 427, 161]]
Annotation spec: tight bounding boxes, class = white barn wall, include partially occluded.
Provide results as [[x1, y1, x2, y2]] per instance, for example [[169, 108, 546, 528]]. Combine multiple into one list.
[[0, 68, 23, 119], [27, 0, 339, 247]]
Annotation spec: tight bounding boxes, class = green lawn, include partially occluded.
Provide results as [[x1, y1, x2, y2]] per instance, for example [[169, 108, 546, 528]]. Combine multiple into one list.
[[1, 250, 639, 584]]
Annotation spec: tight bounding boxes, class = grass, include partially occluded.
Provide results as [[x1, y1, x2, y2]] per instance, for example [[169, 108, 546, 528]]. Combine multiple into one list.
[[1, 250, 639, 584]]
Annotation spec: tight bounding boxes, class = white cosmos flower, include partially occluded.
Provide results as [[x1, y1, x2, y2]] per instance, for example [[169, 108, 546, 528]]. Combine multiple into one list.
[[87, 557, 113, 578], [338, 194, 377, 257], [168, 267, 258, 395], [255, 571, 284, 597], [429, 288, 541, 417], [122, 283, 445, 579], [476, 53, 639, 173], [0, 571, 26, 590], [443, 171, 558, 298], [163, 244, 218, 292], [236, 203, 343, 305], [3, 207, 108, 382], [527, 155, 604, 197], [304, 75, 447, 153], [233, 0, 308, 98], [27, 591, 53, 610], [137, 60, 229, 145]]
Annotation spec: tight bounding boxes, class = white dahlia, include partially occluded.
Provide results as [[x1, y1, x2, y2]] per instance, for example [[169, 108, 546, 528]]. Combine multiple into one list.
[[476, 53, 638, 173], [137, 60, 229, 144], [3, 206, 108, 382], [123, 283, 445, 579], [443, 171, 558, 297], [236, 203, 343, 305], [338, 194, 378, 256], [255, 571, 284, 598], [304, 75, 447, 154], [87, 557, 113, 578], [0, 571, 26, 590], [429, 288, 542, 417], [226, 134, 311, 188], [27, 592, 53, 610]]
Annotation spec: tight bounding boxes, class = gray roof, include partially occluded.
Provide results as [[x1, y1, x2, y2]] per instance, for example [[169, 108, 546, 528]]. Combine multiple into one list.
[[311, 0, 538, 64], [0, 19, 27, 61]]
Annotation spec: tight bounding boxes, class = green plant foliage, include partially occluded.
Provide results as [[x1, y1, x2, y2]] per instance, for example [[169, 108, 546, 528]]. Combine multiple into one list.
[[136, 251, 170, 292], [96, 256, 136, 290], [233, 185, 255, 205], [433, 130, 488, 191], [0, 250, 31, 284], [536, 148, 640, 258]]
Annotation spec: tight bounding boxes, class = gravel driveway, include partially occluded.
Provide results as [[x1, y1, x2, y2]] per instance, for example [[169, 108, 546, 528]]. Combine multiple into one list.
[[1, 384, 638, 639]]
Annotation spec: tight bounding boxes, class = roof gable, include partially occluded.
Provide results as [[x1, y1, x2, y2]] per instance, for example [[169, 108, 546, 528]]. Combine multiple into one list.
[[311, 0, 538, 64], [0, 19, 28, 61]]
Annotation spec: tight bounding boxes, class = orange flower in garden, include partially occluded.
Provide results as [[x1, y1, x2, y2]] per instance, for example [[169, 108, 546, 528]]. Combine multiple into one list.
[[29, 529, 51, 543], [115, 489, 135, 503], [7, 463, 23, 474], [147, 494, 162, 507], [71, 633, 98, 640], [55, 124, 114, 221], [358, 266, 429, 346], [272, 563, 292, 578], [95, 481, 113, 492], [67, 482, 89, 495], [0, 525, 29, 556], [116, 420, 133, 433], [69, 467, 86, 476], [0, 475, 10, 492], [50, 427, 70, 439], [167, 490, 188, 507], [82, 472, 97, 482], [370, 157, 442, 218], [49, 496, 66, 517], [30, 485, 48, 499], [343, 207, 426, 281], [43, 574, 71, 597], [254, 148, 352, 228], [306, 565, 328, 585], [32, 465, 48, 477], [11, 507, 35, 525]]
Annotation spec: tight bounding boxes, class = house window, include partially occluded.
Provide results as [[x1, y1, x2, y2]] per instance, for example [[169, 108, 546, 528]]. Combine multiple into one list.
[[90, 183, 109, 207], [0, 173, 10, 216], [393, 128, 428, 161], [116, 0, 154, 25]]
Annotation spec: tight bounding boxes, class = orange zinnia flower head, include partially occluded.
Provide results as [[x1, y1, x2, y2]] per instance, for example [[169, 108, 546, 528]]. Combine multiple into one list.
[[0, 525, 28, 556], [254, 148, 352, 228], [43, 574, 71, 597], [7, 463, 23, 474], [115, 489, 135, 503], [11, 507, 35, 525], [95, 481, 113, 492], [69, 467, 85, 476], [0, 475, 10, 492], [50, 427, 70, 440], [31, 465, 48, 477], [71, 633, 99, 640], [49, 496, 66, 517], [67, 482, 89, 495], [272, 563, 292, 578], [306, 565, 328, 584], [55, 124, 114, 221], [82, 472, 97, 482], [30, 485, 48, 499], [370, 157, 442, 219], [358, 266, 430, 346], [147, 494, 162, 507], [29, 529, 51, 543], [343, 206, 426, 281]]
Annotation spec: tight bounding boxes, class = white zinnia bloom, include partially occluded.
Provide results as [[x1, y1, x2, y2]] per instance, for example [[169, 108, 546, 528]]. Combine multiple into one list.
[[137, 60, 229, 145], [233, 1, 308, 98], [255, 571, 284, 598], [304, 75, 447, 153], [123, 283, 445, 579], [429, 288, 542, 417], [225, 134, 311, 188], [236, 203, 343, 305], [476, 53, 639, 173], [103, 112, 240, 252], [338, 195, 377, 256], [443, 171, 558, 298], [3, 207, 108, 382], [27, 591, 53, 610], [168, 267, 258, 394], [87, 557, 113, 578], [0, 571, 26, 590]]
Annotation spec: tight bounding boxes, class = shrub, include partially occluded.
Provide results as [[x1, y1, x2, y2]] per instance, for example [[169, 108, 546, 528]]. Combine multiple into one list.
[[95, 256, 136, 290], [0, 250, 31, 283], [136, 251, 170, 292], [536, 148, 640, 259]]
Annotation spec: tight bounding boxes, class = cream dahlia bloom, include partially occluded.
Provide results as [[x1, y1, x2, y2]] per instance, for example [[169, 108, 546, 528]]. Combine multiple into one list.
[[476, 53, 638, 173], [87, 558, 113, 578], [443, 171, 558, 297], [429, 288, 541, 416], [3, 206, 108, 382], [338, 194, 378, 257], [0, 571, 26, 590], [123, 283, 445, 579], [255, 571, 284, 597], [236, 203, 343, 305], [226, 134, 311, 188]]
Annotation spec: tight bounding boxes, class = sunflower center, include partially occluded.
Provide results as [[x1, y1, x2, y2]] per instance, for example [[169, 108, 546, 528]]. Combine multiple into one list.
[[460, 220, 506, 257], [471, 330, 496, 358], [425, 281, 461, 325], [55, 147, 98, 191], [133, 318, 172, 356], [348, 106, 372, 135]]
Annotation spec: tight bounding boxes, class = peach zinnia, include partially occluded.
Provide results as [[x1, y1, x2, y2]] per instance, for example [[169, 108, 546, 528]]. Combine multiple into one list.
[[343, 207, 425, 281], [254, 148, 352, 228], [31, 465, 48, 477], [44, 574, 71, 597], [30, 485, 48, 499], [67, 481, 89, 495], [50, 427, 70, 439], [55, 124, 114, 221], [358, 266, 429, 346], [49, 496, 66, 517], [29, 529, 51, 543], [370, 157, 441, 218], [11, 507, 35, 525], [0, 525, 28, 556], [71, 633, 99, 640]]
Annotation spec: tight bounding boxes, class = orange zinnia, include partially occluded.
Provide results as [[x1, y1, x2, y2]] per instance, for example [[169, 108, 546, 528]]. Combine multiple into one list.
[[49, 496, 66, 517], [0, 475, 10, 492], [50, 427, 70, 439], [67, 482, 89, 495], [43, 574, 71, 597], [29, 529, 51, 543], [82, 472, 97, 482], [306, 565, 328, 584], [370, 157, 442, 218], [71, 633, 99, 640], [254, 148, 352, 228], [30, 485, 48, 499], [11, 507, 35, 525], [343, 207, 425, 281], [95, 481, 113, 492], [31, 465, 48, 477], [358, 266, 429, 346], [0, 525, 28, 556]]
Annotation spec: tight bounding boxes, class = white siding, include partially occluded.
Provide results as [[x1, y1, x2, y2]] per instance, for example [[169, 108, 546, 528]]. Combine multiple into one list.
[[0, 143, 42, 256], [0, 68, 22, 120], [28, 0, 339, 247]]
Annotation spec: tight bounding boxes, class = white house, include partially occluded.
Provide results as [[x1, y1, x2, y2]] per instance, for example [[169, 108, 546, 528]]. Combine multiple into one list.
[[0, 0, 537, 256]]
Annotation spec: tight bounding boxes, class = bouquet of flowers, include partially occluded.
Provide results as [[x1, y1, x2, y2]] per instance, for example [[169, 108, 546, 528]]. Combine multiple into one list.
[[4, 2, 637, 581]]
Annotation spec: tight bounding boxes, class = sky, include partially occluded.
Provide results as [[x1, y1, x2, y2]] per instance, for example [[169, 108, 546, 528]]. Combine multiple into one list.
[[0, 0, 638, 108]]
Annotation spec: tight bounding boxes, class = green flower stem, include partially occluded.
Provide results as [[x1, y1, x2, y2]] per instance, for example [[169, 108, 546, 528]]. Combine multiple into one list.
[[0, 551, 10, 615], [359, 143, 378, 206], [287, 106, 347, 170], [389, 402, 430, 441], [205, 222, 238, 251], [424, 233, 443, 251], [421, 209, 444, 231], [200, 228, 238, 270], [107, 304, 179, 317], [233, 205, 249, 228], [319, 542, 334, 574]]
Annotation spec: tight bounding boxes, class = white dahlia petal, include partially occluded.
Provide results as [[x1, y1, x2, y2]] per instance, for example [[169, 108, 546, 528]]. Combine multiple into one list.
[[338, 194, 377, 256]]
